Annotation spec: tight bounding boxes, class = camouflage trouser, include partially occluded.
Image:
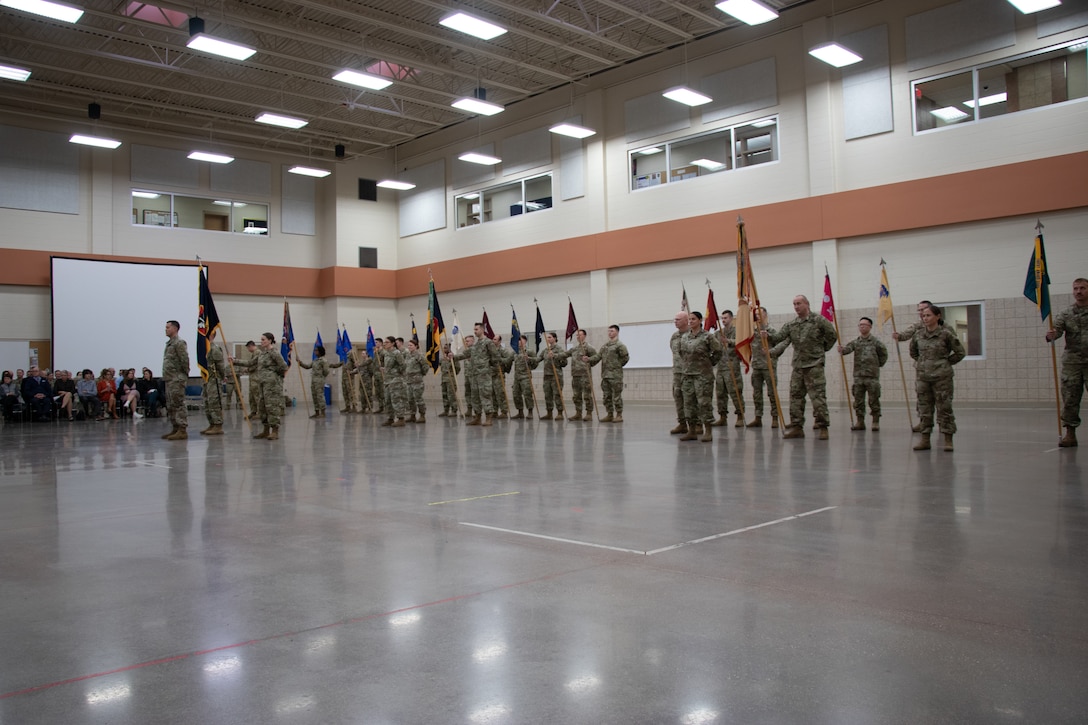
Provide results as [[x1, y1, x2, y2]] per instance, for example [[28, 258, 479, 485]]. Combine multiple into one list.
[[407, 376, 425, 415], [258, 375, 285, 427], [248, 376, 261, 414], [386, 377, 408, 419], [751, 365, 779, 419], [511, 375, 533, 412], [310, 380, 326, 415], [715, 363, 744, 416], [542, 371, 564, 413], [442, 375, 458, 412], [789, 364, 829, 429], [1061, 362, 1086, 428], [341, 372, 356, 411], [165, 379, 188, 430], [492, 375, 508, 413], [571, 374, 591, 414], [463, 376, 475, 415], [853, 376, 881, 420], [916, 375, 955, 434], [682, 374, 714, 424], [203, 377, 224, 425], [601, 375, 623, 414], [473, 372, 495, 415], [358, 374, 375, 411], [373, 375, 385, 412], [673, 371, 685, 422]]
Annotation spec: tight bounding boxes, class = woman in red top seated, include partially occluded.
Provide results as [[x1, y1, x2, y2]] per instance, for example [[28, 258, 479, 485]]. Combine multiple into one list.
[[97, 368, 118, 419]]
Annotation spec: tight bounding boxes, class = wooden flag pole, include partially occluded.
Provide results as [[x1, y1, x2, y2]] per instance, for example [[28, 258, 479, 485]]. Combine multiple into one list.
[[887, 312, 915, 433], [218, 331, 249, 427], [1047, 312, 1064, 440], [825, 268, 855, 428]]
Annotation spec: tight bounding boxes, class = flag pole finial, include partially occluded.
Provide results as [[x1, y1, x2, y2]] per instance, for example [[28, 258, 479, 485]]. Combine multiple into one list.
[[1036, 219, 1044, 233], [879, 257, 886, 267], [705, 277, 711, 288]]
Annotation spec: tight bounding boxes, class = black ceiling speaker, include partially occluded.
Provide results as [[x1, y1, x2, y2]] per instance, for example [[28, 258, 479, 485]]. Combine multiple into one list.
[[188, 16, 205, 36], [335, 144, 345, 159], [88, 103, 101, 120]]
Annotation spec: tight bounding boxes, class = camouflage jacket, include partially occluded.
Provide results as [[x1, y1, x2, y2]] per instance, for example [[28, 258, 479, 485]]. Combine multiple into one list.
[[909, 326, 966, 382], [841, 335, 888, 378]]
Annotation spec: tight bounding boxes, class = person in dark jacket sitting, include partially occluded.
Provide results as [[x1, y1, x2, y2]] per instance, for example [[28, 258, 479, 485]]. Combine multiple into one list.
[[21, 365, 53, 422]]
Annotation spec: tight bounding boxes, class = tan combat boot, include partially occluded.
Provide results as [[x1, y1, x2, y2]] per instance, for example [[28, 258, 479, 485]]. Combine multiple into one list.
[[700, 425, 713, 443], [850, 421, 866, 431], [747, 416, 762, 428], [600, 413, 613, 423], [871, 416, 880, 432], [670, 422, 687, 434], [680, 428, 698, 441], [166, 428, 188, 440], [466, 415, 481, 426], [541, 411, 553, 420], [783, 425, 805, 439], [267, 426, 279, 440], [712, 416, 727, 427], [943, 433, 954, 452], [254, 426, 270, 439], [735, 415, 745, 428], [817, 428, 829, 440], [161, 426, 177, 440], [771, 418, 779, 429], [613, 414, 623, 423], [512, 411, 524, 419], [913, 433, 931, 450], [691, 422, 703, 435], [392, 418, 406, 428], [205, 425, 224, 436], [199, 425, 213, 434], [417, 414, 426, 424], [437, 410, 448, 418], [381, 418, 393, 427], [1059, 427, 1078, 447], [569, 411, 582, 421], [481, 414, 493, 427]]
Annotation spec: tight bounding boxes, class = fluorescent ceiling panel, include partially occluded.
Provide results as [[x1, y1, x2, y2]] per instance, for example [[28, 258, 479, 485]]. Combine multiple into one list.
[[288, 166, 331, 178], [376, 180, 416, 190], [69, 134, 122, 149], [549, 122, 597, 139], [1005, 0, 1061, 12], [1, 0, 83, 23], [451, 97, 505, 115], [931, 106, 970, 122], [186, 34, 256, 61], [0, 63, 32, 81], [692, 158, 726, 170], [808, 42, 863, 67], [458, 152, 501, 165], [439, 12, 506, 40], [188, 151, 234, 164], [715, 0, 778, 25], [332, 69, 393, 90], [255, 112, 307, 129], [963, 92, 1007, 108], [662, 86, 713, 106]]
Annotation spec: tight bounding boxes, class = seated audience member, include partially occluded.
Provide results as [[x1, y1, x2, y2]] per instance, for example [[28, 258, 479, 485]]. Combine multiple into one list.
[[2, 370, 21, 421], [53, 370, 78, 421], [97, 368, 119, 419], [137, 368, 161, 417], [77, 369, 103, 420], [118, 369, 143, 419], [21, 365, 53, 422]]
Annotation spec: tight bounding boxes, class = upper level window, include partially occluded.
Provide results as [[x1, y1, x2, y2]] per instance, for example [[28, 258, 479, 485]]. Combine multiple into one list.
[[913, 38, 1087, 133], [455, 173, 552, 228], [132, 190, 269, 235], [629, 117, 778, 191]]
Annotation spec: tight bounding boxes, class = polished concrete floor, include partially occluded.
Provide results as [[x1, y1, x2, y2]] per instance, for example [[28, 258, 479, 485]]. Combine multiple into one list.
[[0, 404, 1085, 724]]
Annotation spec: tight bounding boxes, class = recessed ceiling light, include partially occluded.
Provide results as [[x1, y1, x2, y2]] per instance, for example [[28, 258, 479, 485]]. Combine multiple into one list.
[[809, 42, 863, 67], [188, 151, 234, 164], [0, 63, 32, 82], [255, 112, 307, 129], [692, 158, 726, 170], [451, 97, 505, 116], [462, 193, 480, 200], [288, 166, 331, 178], [132, 191, 160, 199], [662, 86, 713, 106], [0, 0, 83, 23], [1005, 0, 1061, 13], [376, 180, 416, 190], [332, 69, 393, 90], [213, 200, 247, 207], [549, 122, 597, 139], [930, 106, 970, 122], [439, 12, 506, 40], [750, 119, 776, 127], [69, 134, 122, 149], [715, 0, 778, 25], [458, 152, 501, 165], [963, 92, 1008, 108], [638, 147, 663, 155], [187, 33, 256, 61]]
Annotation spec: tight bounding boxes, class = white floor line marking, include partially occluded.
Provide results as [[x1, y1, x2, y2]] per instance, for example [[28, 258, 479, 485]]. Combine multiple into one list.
[[430, 491, 520, 506], [644, 506, 838, 556], [459, 522, 648, 555]]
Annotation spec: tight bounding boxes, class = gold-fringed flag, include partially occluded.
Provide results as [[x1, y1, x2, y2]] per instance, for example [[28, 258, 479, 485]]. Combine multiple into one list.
[[877, 261, 894, 327], [426, 279, 445, 372], [734, 223, 756, 373], [704, 288, 720, 331]]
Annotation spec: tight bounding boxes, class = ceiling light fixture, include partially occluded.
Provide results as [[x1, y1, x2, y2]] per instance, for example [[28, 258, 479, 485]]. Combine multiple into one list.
[[549, 122, 596, 139], [808, 42, 863, 67], [930, 106, 970, 122], [1005, 0, 1061, 13], [213, 200, 246, 207], [451, 96, 504, 116], [69, 134, 121, 149], [439, 12, 506, 40], [288, 166, 331, 178], [963, 92, 1007, 108], [0, 63, 31, 82], [376, 180, 416, 190], [638, 147, 663, 155], [132, 191, 160, 199], [715, 0, 779, 25], [332, 69, 393, 90], [188, 151, 234, 164], [662, 86, 713, 106], [0, 0, 83, 23], [458, 152, 501, 165], [255, 112, 308, 129], [186, 17, 256, 61]]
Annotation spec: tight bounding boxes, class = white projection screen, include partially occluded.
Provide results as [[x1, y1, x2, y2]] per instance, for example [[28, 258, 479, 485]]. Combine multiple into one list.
[[51, 257, 201, 377]]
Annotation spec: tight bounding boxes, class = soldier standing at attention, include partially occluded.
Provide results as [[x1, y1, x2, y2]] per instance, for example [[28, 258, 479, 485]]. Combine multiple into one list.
[[162, 320, 189, 440], [379, 336, 409, 427], [454, 336, 477, 420], [438, 343, 460, 417], [404, 339, 428, 423], [763, 294, 838, 440], [537, 331, 568, 421], [490, 335, 512, 419], [713, 310, 745, 429], [296, 344, 342, 419], [510, 334, 538, 419], [910, 303, 966, 452], [340, 351, 358, 414], [200, 328, 227, 435], [567, 329, 596, 421], [243, 340, 261, 420], [587, 324, 630, 422], [748, 307, 784, 428], [892, 300, 934, 433], [680, 311, 722, 443], [464, 323, 500, 426], [839, 316, 889, 432], [1045, 277, 1088, 448], [670, 311, 690, 435], [231, 332, 288, 440]]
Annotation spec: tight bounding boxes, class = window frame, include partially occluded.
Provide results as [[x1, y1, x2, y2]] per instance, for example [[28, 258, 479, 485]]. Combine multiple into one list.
[[454, 172, 553, 229]]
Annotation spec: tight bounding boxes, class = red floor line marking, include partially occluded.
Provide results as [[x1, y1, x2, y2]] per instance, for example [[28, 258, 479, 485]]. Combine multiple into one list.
[[0, 565, 596, 701]]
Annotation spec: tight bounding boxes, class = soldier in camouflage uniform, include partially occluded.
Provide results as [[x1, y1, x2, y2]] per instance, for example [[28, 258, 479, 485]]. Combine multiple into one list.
[[379, 336, 408, 427], [231, 332, 288, 440], [162, 320, 190, 440], [455, 336, 477, 419], [764, 295, 838, 440], [537, 331, 568, 420], [839, 316, 889, 432], [680, 311, 723, 442], [358, 351, 379, 413], [492, 336, 514, 418], [748, 307, 785, 428], [297, 344, 342, 419], [1045, 277, 1088, 447], [510, 334, 538, 419], [567, 329, 596, 421], [243, 340, 261, 420], [439, 343, 460, 416], [587, 324, 630, 422], [713, 311, 745, 428], [463, 323, 500, 426], [909, 303, 966, 452], [670, 311, 690, 435], [404, 339, 428, 423], [200, 329, 227, 435], [340, 352, 358, 413], [893, 300, 935, 432]]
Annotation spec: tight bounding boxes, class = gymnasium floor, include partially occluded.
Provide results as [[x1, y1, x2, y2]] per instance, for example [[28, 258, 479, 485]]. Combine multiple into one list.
[[1, 405, 1085, 724]]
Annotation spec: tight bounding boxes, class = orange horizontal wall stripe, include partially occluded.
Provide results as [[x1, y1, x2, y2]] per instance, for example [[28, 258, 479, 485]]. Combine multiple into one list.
[[3, 152, 1085, 298]]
